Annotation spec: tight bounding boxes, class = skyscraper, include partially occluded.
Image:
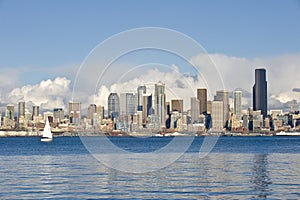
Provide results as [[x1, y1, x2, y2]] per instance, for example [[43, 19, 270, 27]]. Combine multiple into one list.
[[253, 68, 268, 118], [197, 88, 207, 114], [3, 104, 15, 129], [108, 93, 120, 119], [126, 93, 136, 116], [68, 101, 81, 124], [18, 101, 25, 119], [142, 93, 152, 123], [155, 82, 166, 127], [191, 97, 200, 123], [137, 85, 146, 111], [211, 101, 224, 131], [207, 100, 212, 114], [96, 105, 104, 119], [234, 91, 242, 120], [171, 99, 183, 113], [53, 108, 64, 123], [214, 90, 229, 126], [120, 93, 127, 116], [166, 102, 170, 115], [120, 93, 136, 116], [32, 105, 39, 118], [87, 104, 97, 120], [6, 104, 14, 120]]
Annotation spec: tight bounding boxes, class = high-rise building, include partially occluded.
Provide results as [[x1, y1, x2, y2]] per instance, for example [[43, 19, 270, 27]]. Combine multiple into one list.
[[142, 94, 153, 124], [18, 101, 25, 118], [242, 114, 249, 129], [155, 82, 166, 127], [211, 101, 224, 131], [87, 104, 97, 120], [171, 99, 183, 113], [197, 88, 207, 114], [166, 102, 170, 115], [97, 105, 104, 119], [53, 108, 64, 123], [3, 104, 15, 129], [191, 97, 200, 123], [5, 104, 14, 120], [137, 85, 146, 111], [253, 68, 268, 118], [108, 93, 120, 119], [24, 109, 32, 122], [126, 93, 136, 115], [68, 101, 81, 124], [234, 91, 242, 120], [32, 105, 39, 118], [214, 90, 229, 126], [120, 93, 127, 116], [120, 93, 136, 116], [207, 100, 212, 114]]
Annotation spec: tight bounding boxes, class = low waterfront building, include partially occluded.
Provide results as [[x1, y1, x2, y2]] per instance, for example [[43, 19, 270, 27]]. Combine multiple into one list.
[[273, 119, 283, 131]]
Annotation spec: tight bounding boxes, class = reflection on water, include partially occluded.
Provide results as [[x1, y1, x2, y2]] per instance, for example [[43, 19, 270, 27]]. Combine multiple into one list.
[[1, 153, 300, 199], [250, 154, 272, 198], [1, 136, 300, 199]]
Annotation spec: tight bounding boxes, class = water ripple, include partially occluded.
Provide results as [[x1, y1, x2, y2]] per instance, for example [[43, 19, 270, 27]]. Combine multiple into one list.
[[0, 137, 300, 199]]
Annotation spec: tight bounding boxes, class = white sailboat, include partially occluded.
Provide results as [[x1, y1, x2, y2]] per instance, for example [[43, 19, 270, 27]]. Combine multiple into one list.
[[41, 117, 53, 142]]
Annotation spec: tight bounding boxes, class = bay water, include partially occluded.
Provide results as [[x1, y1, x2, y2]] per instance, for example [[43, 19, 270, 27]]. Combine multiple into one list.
[[0, 136, 299, 199]]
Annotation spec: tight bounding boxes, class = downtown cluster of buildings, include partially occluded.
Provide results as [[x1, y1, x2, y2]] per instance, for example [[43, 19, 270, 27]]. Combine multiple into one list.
[[1, 68, 300, 134]]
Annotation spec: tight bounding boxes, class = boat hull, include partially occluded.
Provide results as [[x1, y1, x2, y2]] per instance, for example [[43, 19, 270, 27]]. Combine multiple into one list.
[[41, 137, 53, 142], [276, 132, 300, 136]]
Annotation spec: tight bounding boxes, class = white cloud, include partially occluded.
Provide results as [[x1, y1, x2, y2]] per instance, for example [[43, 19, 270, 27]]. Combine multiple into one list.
[[2, 52, 300, 113], [88, 65, 205, 111], [89, 52, 300, 111], [191, 52, 300, 108], [7, 77, 71, 110], [0, 63, 77, 105]]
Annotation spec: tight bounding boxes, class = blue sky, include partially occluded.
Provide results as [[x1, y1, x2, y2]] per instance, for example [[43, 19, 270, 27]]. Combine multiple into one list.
[[1, 0, 300, 109], [1, 0, 300, 68]]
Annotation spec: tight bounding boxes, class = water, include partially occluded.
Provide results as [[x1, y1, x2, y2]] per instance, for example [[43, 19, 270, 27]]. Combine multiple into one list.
[[0, 136, 300, 199]]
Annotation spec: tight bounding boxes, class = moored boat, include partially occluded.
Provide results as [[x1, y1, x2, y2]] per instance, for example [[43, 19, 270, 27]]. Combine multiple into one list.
[[275, 131, 300, 136]]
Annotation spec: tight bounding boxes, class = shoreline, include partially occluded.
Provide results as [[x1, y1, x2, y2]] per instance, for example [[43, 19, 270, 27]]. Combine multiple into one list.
[[1, 130, 300, 137]]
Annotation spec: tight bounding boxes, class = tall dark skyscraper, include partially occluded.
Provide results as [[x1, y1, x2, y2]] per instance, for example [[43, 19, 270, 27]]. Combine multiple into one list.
[[197, 88, 207, 114], [253, 68, 268, 118]]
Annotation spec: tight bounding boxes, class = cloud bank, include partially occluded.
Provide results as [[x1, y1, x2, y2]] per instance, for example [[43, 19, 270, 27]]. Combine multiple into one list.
[[1, 52, 300, 113], [89, 65, 205, 111], [7, 77, 71, 110], [191, 52, 300, 109]]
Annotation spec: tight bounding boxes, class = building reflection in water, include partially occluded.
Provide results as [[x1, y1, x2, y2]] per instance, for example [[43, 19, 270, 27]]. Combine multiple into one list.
[[250, 154, 272, 198]]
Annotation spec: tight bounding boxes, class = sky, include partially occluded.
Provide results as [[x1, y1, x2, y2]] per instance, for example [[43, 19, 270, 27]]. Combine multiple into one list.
[[0, 0, 300, 111]]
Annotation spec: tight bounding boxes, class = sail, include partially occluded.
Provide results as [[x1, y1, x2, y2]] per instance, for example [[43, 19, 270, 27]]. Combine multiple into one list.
[[42, 118, 52, 139]]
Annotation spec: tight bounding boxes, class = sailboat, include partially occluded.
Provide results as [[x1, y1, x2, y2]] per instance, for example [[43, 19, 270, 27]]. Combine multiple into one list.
[[41, 117, 53, 142]]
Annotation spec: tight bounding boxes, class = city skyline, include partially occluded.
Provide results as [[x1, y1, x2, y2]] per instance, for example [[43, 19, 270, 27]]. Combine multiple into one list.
[[1, 2, 300, 199], [1, 70, 300, 133], [0, 1, 300, 113], [0, 69, 298, 119], [1, 74, 300, 115]]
